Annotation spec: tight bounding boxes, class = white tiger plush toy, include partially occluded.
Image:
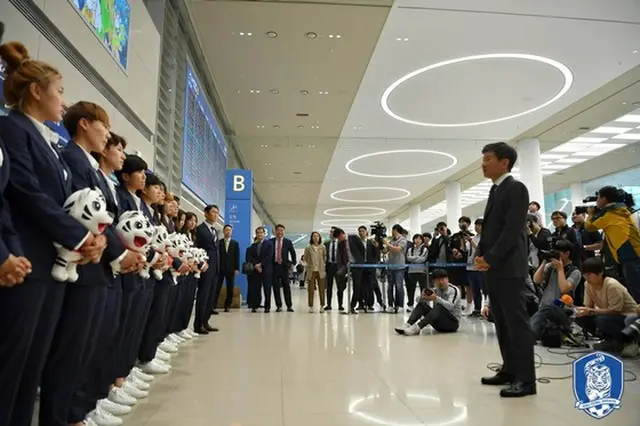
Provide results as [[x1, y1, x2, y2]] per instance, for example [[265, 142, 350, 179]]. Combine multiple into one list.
[[110, 211, 154, 278], [52, 188, 114, 283], [142, 225, 170, 280], [166, 233, 191, 284], [191, 248, 209, 279]]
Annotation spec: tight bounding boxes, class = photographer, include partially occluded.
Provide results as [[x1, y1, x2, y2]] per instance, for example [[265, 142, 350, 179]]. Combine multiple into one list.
[[530, 240, 581, 340], [571, 210, 603, 260], [450, 216, 474, 314], [385, 224, 407, 313], [405, 234, 428, 310], [394, 269, 460, 336], [550, 211, 582, 267], [526, 214, 551, 269], [585, 186, 640, 302]]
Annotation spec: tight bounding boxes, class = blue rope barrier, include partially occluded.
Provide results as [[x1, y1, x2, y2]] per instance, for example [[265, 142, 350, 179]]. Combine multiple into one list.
[[349, 263, 468, 269]]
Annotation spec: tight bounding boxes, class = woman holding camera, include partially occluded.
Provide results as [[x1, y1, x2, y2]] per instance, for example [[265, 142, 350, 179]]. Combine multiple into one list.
[[586, 186, 640, 302]]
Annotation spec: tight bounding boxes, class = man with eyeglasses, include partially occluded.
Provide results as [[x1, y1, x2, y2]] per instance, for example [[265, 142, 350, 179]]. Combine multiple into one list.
[[550, 211, 582, 267]]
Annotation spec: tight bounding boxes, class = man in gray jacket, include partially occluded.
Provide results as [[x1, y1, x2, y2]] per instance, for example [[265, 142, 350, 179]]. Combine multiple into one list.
[[394, 269, 461, 335]]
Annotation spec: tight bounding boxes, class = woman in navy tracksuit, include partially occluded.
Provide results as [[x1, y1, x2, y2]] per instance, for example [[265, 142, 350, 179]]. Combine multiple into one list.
[[0, 42, 103, 426]]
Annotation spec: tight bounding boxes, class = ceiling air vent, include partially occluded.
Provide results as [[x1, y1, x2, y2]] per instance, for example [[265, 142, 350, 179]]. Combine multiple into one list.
[[293, 171, 302, 175], [296, 113, 309, 117]]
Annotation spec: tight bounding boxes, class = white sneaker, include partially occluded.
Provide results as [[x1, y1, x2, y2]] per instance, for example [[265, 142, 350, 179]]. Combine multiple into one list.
[[159, 340, 178, 353], [126, 374, 151, 391], [186, 329, 199, 338], [155, 348, 171, 362], [88, 407, 123, 426], [122, 381, 148, 399], [320, 307, 325, 313], [97, 398, 132, 416], [404, 323, 421, 336], [308, 307, 314, 313], [153, 358, 172, 370], [621, 342, 639, 358], [83, 418, 99, 426], [131, 367, 154, 382], [108, 387, 137, 406], [169, 333, 185, 344], [140, 360, 170, 375], [178, 330, 193, 340]]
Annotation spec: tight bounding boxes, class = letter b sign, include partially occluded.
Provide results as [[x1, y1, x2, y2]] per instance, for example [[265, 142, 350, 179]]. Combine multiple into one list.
[[233, 175, 245, 192]]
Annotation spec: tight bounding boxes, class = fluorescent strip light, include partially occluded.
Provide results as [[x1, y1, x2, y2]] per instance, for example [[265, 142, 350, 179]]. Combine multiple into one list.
[[556, 157, 588, 164], [573, 151, 601, 157], [540, 153, 568, 160], [542, 170, 555, 175], [611, 133, 640, 141], [586, 143, 625, 150], [570, 136, 609, 143], [590, 126, 633, 134], [543, 164, 572, 170], [615, 114, 640, 123], [550, 143, 592, 152]]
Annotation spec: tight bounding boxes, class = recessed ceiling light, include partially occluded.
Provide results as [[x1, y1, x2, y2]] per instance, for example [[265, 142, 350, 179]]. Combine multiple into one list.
[[305, 32, 317, 39], [311, 125, 320, 129], [381, 53, 573, 127], [616, 114, 640, 123], [345, 149, 457, 178], [272, 125, 280, 128], [308, 144, 315, 148], [612, 133, 640, 141], [353, 125, 362, 130], [330, 187, 411, 203], [318, 91, 329, 95], [324, 207, 387, 218], [396, 37, 409, 42], [300, 90, 309, 95], [270, 89, 280, 95], [256, 125, 265, 129], [634, 49, 639, 54], [590, 126, 632, 134], [550, 143, 592, 153], [540, 153, 568, 160], [266, 31, 278, 38], [249, 89, 261, 94], [260, 144, 268, 148], [264, 162, 272, 166], [570, 136, 608, 143]]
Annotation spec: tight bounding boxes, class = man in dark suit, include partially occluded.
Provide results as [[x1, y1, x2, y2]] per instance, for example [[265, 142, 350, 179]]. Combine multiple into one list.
[[271, 224, 296, 312], [324, 227, 345, 311], [475, 142, 536, 398], [348, 226, 378, 312], [194, 204, 220, 334], [216, 224, 240, 312], [246, 226, 274, 312]]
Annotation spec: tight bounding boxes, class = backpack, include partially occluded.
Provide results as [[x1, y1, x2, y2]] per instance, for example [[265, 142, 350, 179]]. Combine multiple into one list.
[[540, 320, 564, 348]]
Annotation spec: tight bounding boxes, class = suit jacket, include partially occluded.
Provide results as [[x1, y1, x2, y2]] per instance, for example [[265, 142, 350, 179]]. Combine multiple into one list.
[[347, 235, 378, 265], [476, 176, 529, 279], [195, 222, 219, 272], [0, 112, 88, 279], [62, 141, 126, 263], [0, 134, 23, 264], [246, 239, 274, 274], [219, 238, 240, 274], [271, 237, 296, 267], [303, 244, 326, 279]]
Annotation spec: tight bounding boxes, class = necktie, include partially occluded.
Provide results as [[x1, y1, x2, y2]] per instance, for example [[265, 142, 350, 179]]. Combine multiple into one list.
[[331, 242, 336, 263], [210, 227, 217, 243], [276, 239, 282, 263]]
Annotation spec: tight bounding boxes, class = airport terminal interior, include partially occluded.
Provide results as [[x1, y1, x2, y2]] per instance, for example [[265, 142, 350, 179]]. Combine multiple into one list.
[[1, 0, 640, 425]]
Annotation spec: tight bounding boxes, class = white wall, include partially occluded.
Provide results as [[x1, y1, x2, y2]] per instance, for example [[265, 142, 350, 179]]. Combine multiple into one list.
[[0, 0, 159, 164], [251, 207, 261, 233]]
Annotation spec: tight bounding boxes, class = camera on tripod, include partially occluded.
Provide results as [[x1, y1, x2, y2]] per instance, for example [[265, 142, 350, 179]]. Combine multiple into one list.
[[370, 221, 387, 240], [574, 192, 599, 215]]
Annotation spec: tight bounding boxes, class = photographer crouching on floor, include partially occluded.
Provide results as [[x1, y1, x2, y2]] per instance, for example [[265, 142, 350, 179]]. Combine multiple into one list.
[[530, 240, 581, 340], [394, 269, 460, 336], [582, 186, 640, 302]]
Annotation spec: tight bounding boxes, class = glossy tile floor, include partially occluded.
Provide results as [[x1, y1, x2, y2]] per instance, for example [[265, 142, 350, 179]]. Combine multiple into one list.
[[126, 289, 640, 426]]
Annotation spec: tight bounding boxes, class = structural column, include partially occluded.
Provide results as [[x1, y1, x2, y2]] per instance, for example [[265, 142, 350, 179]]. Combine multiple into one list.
[[410, 203, 422, 235], [517, 138, 545, 220], [570, 182, 584, 211], [445, 182, 462, 228]]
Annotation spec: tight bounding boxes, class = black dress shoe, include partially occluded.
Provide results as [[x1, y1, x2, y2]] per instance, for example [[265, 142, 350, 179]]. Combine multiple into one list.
[[211, 310, 219, 315], [287, 307, 294, 312], [224, 307, 230, 312], [251, 308, 257, 313], [394, 327, 406, 335], [500, 381, 537, 398], [194, 327, 209, 335], [264, 309, 270, 313], [324, 306, 332, 311], [481, 372, 514, 386], [204, 324, 219, 332], [276, 307, 283, 312]]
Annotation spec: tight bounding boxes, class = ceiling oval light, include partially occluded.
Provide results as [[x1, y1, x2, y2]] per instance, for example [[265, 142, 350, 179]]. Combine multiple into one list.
[[330, 187, 411, 203], [381, 53, 574, 127], [324, 207, 386, 218], [321, 219, 372, 226], [345, 149, 457, 178]]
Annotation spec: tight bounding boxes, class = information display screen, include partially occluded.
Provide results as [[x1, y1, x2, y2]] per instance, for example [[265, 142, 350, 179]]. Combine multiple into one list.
[[182, 63, 227, 213]]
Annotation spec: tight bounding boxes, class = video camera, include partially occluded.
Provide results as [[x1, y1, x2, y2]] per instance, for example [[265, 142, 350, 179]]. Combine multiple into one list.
[[370, 221, 387, 240], [574, 193, 599, 215], [539, 249, 560, 261]]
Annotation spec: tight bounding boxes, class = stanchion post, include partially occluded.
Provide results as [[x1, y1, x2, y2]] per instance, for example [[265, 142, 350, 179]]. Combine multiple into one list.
[[342, 263, 352, 315]]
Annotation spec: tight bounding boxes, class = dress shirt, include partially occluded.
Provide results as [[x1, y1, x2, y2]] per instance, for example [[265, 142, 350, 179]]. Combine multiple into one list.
[[26, 115, 68, 180], [494, 172, 510, 187]]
